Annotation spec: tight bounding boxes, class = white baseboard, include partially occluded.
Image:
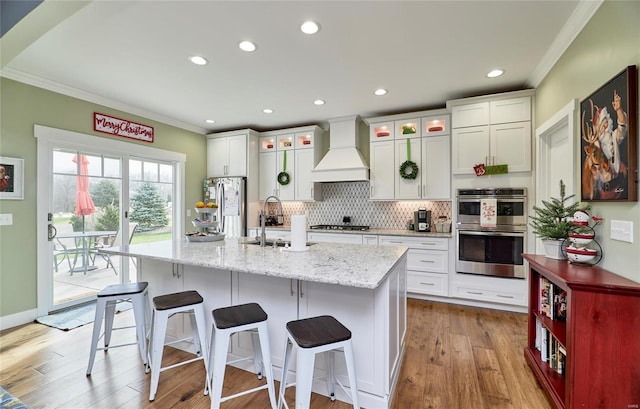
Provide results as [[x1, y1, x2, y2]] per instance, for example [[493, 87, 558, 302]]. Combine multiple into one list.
[[0, 308, 38, 331], [408, 293, 528, 314]]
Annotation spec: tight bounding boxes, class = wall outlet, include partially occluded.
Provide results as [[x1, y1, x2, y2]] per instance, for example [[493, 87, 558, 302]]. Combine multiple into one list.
[[610, 220, 633, 243]]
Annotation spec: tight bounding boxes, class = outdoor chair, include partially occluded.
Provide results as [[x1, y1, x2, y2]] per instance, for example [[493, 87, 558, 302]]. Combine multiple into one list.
[[91, 223, 138, 274], [52, 237, 79, 272]]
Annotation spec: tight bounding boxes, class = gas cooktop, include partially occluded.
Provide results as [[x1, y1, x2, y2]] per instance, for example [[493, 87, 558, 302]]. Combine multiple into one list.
[[309, 224, 370, 231]]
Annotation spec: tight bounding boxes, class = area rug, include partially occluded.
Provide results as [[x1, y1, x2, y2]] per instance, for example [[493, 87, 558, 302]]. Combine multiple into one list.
[[35, 301, 132, 331], [0, 386, 29, 409]]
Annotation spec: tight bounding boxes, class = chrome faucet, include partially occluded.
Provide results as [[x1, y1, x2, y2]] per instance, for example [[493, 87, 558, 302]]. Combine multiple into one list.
[[260, 195, 283, 247]]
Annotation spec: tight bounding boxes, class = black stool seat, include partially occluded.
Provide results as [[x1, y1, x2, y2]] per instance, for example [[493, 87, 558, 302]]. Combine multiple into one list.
[[153, 290, 203, 310], [98, 282, 148, 298], [213, 303, 267, 329], [286, 315, 351, 349]]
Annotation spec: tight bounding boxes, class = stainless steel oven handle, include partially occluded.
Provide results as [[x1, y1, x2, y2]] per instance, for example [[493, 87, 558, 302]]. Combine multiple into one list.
[[458, 230, 524, 237]]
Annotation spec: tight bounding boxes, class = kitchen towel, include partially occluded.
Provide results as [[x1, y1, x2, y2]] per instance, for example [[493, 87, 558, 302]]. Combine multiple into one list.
[[480, 198, 497, 228], [290, 214, 308, 251]]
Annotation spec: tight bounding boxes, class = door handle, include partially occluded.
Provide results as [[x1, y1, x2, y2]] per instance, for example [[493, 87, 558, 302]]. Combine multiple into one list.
[[48, 224, 57, 241]]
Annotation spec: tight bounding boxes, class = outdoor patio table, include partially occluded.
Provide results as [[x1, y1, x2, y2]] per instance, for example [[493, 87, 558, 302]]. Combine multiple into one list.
[[56, 231, 117, 274]]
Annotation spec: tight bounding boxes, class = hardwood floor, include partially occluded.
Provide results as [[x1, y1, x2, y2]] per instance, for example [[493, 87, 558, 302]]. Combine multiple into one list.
[[0, 299, 552, 408]]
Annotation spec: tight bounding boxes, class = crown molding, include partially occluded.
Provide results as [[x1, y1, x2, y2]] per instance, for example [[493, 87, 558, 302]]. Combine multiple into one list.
[[1, 67, 208, 135], [528, 0, 604, 87]]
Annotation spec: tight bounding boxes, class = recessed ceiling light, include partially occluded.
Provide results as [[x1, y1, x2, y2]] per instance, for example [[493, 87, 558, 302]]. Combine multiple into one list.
[[313, 99, 325, 105], [374, 88, 388, 96], [205, 119, 216, 124], [188, 55, 208, 65], [301, 21, 320, 35], [263, 108, 274, 114], [239, 41, 257, 52], [486, 69, 504, 78]]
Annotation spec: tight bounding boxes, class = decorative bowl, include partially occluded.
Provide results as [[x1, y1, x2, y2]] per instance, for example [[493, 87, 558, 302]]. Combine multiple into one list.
[[185, 232, 225, 242], [568, 232, 595, 246], [565, 246, 597, 263]]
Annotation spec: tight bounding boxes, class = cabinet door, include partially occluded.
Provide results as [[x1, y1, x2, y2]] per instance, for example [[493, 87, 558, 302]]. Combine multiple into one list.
[[276, 150, 295, 201], [307, 232, 363, 244], [451, 126, 490, 175], [226, 134, 247, 176], [490, 121, 531, 172], [395, 138, 421, 199], [369, 141, 395, 200], [370, 122, 394, 142], [140, 259, 184, 340], [207, 138, 229, 177], [489, 97, 531, 124], [451, 102, 489, 128], [395, 118, 420, 139], [259, 151, 277, 200], [234, 272, 298, 368], [294, 148, 317, 201], [363, 235, 379, 245], [421, 135, 450, 199]]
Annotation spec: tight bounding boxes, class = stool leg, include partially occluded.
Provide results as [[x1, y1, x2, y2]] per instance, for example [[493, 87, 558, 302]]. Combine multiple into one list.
[[250, 330, 264, 379], [192, 305, 210, 396], [278, 337, 293, 409], [132, 293, 148, 368], [149, 309, 168, 401], [145, 308, 155, 374], [257, 322, 277, 409], [188, 312, 202, 356], [210, 327, 230, 409], [295, 348, 315, 409], [343, 341, 359, 408], [104, 300, 117, 348], [87, 298, 106, 376], [325, 350, 336, 401]]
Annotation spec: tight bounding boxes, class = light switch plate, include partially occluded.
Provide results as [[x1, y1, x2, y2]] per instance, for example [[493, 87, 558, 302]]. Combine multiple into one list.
[[0, 214, 13, 225], [186, 209, 192, 217], [610, 220, 633, 243]]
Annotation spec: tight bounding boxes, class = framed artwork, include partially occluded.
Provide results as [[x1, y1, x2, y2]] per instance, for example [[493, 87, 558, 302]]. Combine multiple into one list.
[[580, 65, 637, 202], [0, 156, 24, 200]]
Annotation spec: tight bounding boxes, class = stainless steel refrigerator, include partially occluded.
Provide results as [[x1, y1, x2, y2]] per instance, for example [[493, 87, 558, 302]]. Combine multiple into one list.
[[204, 177, 247, 238]]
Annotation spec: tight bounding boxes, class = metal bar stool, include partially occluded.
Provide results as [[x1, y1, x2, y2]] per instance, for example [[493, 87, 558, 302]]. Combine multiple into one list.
[[208, 303, 277, 409], [278, 315, 359, 409], [86, 282, 150, 376], [147, 290, 210, 401]]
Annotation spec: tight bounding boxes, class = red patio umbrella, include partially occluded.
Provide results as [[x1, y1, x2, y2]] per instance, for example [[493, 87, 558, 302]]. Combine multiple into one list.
[[72, 154, 95, 273]]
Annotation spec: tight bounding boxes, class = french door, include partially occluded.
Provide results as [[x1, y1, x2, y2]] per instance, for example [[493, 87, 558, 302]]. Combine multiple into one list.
[[36, 125, 185, 315]]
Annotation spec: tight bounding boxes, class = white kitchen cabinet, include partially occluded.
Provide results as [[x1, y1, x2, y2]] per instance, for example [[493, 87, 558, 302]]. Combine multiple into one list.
[[394, 138, 422, 199], [363, 235, 379, 245], [448, 91, 533, 175], [421, 135, 451, 199], [379, 235, 449, 297], [207, 133, 248, 177], [394, 118, 420, 139], [450, 273, 527, 307], [259, 126, 322, 202], [369, 140, 395, 200], [369, 121, 394, 142], [307, 231, 363, 244]]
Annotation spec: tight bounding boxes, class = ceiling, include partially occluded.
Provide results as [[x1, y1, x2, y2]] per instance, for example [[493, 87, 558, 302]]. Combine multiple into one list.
[[1, 1, 593, 135]]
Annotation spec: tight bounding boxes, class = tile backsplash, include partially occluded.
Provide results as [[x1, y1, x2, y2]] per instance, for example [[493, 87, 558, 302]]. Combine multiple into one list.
[[267, 181, 451, 229]]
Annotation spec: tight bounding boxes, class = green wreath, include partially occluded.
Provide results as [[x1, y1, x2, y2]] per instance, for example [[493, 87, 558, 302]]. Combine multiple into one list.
[[399, 160, 418, 179], [277, 171, 290, 185]]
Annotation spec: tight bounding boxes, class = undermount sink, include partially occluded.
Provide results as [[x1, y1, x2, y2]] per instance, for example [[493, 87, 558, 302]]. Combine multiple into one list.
[[243, 239, 316, 247]]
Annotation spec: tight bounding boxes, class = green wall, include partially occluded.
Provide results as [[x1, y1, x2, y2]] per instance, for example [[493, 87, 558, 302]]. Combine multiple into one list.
[[535, 0, 640, 282], [0, 78, 207, 318]]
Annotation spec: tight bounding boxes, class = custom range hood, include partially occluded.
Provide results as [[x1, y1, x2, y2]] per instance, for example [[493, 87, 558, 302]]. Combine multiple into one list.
[[312, 115, 369, 182]]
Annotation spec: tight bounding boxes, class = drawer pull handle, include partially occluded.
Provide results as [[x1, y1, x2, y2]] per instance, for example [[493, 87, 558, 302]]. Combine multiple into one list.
[[389, 241, 403, 244], [420, 282, 435, 286], [420, 259, 435, 263], [467, 291, 483, 295], [497, 294, 514, 299], [421, 242, 437, 246]]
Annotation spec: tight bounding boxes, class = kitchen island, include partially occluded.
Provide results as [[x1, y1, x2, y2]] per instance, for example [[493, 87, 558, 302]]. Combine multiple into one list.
[[102, 238, 408, 408]]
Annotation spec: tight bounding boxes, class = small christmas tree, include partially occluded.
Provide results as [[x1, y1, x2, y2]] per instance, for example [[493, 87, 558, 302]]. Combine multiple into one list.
[[130, 182, 169, 231], [530, 180, 586, 240]]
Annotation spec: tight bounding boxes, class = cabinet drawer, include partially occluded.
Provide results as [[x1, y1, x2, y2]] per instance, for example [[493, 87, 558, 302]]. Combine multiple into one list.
[[307, 232, 363, 245], [407, 249, 447, 274], [407, 272, 448, 296], [453, 284, 527, 306], [379, 235, 448, 251]]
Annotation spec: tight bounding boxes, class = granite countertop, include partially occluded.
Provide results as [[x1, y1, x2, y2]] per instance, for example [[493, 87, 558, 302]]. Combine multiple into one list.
[[251, 225, 452, 239], [101, 239, 408, 290]]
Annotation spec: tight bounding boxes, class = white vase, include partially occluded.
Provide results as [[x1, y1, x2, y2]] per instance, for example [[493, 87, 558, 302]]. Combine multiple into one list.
[[542, 239, 566, 260]]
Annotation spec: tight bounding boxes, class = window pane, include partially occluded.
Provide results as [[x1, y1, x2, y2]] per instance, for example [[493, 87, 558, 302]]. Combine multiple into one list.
[[144, 161, 158, 181], [130, 160, 142, 181], [159, 164, 173, 183], [82, 153, 102, 177], [52, 150, 77, 174], [103, 156, 121, 178]]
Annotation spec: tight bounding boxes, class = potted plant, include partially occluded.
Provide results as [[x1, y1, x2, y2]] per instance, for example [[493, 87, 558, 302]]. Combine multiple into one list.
[[529, 180, 588, 259]]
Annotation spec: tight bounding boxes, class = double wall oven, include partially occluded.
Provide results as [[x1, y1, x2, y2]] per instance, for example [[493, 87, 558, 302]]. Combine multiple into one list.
[[456, 188, 527, 279]]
